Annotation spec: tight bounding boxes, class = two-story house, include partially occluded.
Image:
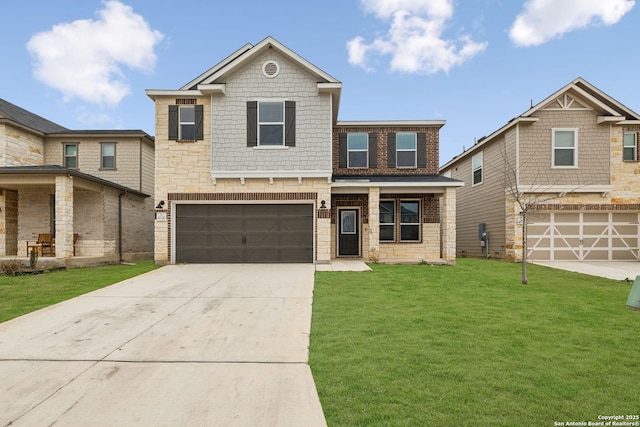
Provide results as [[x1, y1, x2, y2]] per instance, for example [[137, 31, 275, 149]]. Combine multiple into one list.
[[147, 37, 462, 265], [440, 78, 640, 262], [0, 98, 155, 265]]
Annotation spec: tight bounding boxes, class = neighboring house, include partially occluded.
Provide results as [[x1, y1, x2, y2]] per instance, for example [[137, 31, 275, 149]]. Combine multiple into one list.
[[0, 98, 155, 265], [147, 36, 462, 265], [440, 77, 640, 262]]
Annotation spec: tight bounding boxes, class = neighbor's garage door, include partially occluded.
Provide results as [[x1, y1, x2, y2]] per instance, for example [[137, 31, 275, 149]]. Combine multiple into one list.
[[527, 212, 639, 261], [175, 204, 314, 263]]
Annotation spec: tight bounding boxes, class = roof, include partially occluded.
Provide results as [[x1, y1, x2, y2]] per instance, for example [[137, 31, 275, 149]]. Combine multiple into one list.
[[332, 174, 463, 187], [336, 120, 446, 129], [440, 77, 640, 172], [0, 165, 149, 197], [0, 98, 69, 134]]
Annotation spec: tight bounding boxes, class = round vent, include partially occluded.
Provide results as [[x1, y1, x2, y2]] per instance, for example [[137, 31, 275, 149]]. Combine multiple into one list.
[[262, 61, 280, 78]]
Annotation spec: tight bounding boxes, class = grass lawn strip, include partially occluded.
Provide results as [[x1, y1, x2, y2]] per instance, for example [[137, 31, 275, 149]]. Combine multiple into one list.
[[0, 260, 159, 324], [310, 259, 639, 426]]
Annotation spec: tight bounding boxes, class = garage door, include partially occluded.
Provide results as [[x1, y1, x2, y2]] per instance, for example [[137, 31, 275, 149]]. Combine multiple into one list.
[[527, 212, 639, 261], [175, 204, 313, 263]]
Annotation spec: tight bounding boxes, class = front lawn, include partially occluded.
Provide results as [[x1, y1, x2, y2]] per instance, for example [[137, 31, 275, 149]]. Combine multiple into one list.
[[0, 260, 159, 323], [310, 259, 640, 426]]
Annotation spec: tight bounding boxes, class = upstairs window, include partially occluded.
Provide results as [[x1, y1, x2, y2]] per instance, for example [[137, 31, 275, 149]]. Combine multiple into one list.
[[259, 101, 284, 146], [553, 129, 577, 167], [179, 106, 196, 140], [624, 132, 637, 161], [247, 101, 296, 147], [396, 133, 417, 168], [63, 143, 78, 169], [101, 142, 116, 169], [168, 104, 203, 141], [347, 133, 368, 168], [472, 152, 483, 185]]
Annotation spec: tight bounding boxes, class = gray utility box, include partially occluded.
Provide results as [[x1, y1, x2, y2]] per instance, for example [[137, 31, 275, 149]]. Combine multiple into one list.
[[627, 276, 640, 310]]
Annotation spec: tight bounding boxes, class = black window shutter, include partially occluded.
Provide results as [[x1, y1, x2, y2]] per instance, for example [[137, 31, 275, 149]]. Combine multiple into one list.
[[194, 105, 204, 140], [339, 133, 347, 168], [368, 132, 377, 168], [387, 132, 396, 168], [285, 101, 296, 147], [417, 133, 427, 168], [168, 105, 178, 141], [247, 101, 257, 147]]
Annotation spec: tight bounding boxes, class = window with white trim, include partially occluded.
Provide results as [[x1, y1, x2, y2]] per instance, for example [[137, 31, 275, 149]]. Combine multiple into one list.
[[179, 106, 196, 140], [396, 133, 417, 168], [553, 129, 577, 167], [101, 142, 116, 169], [63, 143, 78, 168], [258, 101, 284, 146], [347, 133, 368, 168], [379, 200, 395, 242], [472, 152, 483, 185], [623, 132, 637, 161]]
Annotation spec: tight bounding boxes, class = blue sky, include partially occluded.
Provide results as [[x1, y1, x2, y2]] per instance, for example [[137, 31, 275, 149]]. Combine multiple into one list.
[[2, 0, 638, 166]]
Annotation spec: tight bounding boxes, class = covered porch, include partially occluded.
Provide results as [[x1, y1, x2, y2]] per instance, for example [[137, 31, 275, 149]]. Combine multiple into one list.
[[0, 166, 149, 266], [330, 175, 462, 264]]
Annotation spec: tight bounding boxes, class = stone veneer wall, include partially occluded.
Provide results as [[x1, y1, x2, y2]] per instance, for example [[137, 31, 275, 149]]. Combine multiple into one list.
[[0, 124, 45, 167]]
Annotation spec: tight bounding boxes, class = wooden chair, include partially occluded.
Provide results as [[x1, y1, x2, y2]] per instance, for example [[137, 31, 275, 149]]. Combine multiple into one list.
[[26, 233, 54, 257]]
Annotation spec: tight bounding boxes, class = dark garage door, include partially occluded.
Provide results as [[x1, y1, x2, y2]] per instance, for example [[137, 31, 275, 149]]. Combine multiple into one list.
[[175, 204, 314, 263]]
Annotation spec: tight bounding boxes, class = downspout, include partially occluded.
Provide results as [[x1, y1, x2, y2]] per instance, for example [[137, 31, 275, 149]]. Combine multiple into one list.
[[118, 192, 124, 263]]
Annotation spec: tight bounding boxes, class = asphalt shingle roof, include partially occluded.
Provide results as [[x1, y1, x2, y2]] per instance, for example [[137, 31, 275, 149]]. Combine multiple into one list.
[[0, 98, 69, 134]]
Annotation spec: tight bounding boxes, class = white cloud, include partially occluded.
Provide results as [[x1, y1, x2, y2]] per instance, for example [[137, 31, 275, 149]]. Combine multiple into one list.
[[510, 0, 635, 47], [347, 0, 487, 74], [26, 0, 164, 106]]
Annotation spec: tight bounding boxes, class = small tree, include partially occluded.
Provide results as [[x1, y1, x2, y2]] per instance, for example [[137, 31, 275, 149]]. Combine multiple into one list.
[[29, 247, 39, 270]]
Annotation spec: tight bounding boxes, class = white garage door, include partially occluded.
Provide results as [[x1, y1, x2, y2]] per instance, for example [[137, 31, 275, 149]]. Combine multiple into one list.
[[527, 212, 639, 261]]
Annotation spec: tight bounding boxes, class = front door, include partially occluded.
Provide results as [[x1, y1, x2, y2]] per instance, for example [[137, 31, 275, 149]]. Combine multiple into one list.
[[338, 209, 360, 256]]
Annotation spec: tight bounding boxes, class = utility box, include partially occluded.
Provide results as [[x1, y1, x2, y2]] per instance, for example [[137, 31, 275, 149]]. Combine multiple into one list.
[[627, 276, 640, 310]]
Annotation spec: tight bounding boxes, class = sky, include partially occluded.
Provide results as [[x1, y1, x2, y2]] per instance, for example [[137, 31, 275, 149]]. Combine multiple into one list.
[[2, 0, 638, 166]]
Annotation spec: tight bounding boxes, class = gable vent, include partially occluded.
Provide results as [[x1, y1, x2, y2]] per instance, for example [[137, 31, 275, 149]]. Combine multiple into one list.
[[262, 61, 280, 78]]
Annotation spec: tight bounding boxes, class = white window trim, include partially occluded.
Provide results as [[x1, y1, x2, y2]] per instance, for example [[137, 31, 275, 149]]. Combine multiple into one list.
[[399, 199, 421, 242], [347, 133, 369, 168], [623, 132, 637, 162], [396, 132, 417, 169], [552, 128, 578, 168], [379, 199, 396, 242], [179, 105, 195, 141], [258, 100, 285, 146], [472, 152, 483, 186]]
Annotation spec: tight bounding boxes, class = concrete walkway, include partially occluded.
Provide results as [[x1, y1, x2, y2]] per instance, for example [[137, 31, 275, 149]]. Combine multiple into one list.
[[0, 264, 326, 426]]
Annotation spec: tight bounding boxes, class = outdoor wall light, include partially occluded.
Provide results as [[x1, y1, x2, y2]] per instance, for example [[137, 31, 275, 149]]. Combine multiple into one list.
[[320, 200, 327, 209], [155, 200, 165, 209]]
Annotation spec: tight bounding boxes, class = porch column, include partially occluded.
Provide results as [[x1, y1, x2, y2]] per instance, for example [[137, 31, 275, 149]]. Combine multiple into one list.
[[0, 191, 6, 256], [55, 175, 74, 259], [316, 188, 332, 263], [368, 187, 380, 262], [441, 187, 457, 263]]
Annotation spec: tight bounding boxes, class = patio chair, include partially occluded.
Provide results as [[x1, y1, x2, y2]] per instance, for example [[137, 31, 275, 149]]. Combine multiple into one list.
[[50, 233, 80, 256], [26, 233, 54, 257]]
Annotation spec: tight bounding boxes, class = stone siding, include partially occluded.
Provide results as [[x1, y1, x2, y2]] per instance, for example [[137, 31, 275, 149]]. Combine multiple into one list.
[[0, 124, 45, 166]]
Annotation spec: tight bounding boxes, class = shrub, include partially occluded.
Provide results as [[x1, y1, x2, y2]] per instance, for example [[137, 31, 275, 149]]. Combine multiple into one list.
[[1, 259, 23, 276]]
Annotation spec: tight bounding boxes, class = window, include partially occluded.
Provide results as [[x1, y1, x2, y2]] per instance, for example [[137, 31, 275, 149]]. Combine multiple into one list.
[[379, 201, 395, 241], [396, 133, 417, 168], [259, 101, 284, 146], [400, 201, 420, 241], [553, 129, 577, 167], [101, 143, 116, 169], [63, 144, 78, 168], [472, 152, 483, 185], [379, 200, 420, 242], [179, 106, 196, 140], [347, 133, 368, 168], [624, 132, 637, 161]]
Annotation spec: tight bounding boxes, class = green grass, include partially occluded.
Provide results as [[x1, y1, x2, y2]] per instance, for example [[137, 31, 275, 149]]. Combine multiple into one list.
[[310, 259, 640, 426], [0, 260, 159, 323]]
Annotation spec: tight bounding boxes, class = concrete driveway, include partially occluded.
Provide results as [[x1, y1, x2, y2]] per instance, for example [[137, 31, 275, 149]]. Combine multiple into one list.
[[532, 261, 640, 281], [0, 264, 326, 426]]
